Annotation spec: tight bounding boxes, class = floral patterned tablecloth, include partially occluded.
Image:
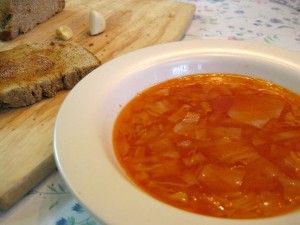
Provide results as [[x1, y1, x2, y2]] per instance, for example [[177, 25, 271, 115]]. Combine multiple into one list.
[[183, 0, 300, 51], [1, 1, 300, 225]]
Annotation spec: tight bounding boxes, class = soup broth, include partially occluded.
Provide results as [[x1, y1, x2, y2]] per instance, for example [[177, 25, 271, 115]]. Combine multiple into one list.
[[113, 74, 300, 219]]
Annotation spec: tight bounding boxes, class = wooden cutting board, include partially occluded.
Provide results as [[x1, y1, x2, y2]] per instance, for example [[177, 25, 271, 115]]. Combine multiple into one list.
[[0, 0, 195, 210]]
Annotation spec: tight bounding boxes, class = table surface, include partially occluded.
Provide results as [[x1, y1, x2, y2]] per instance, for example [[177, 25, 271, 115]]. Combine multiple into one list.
[[1, 0, 300, 224]]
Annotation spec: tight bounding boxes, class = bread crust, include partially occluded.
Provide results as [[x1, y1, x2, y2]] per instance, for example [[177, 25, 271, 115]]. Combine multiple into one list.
[[0, 42, 101, 108], [0, 0, 65, 41]]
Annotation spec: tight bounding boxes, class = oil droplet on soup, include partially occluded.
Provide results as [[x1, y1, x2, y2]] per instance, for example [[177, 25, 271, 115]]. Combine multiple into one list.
[[113, 74, 300, 219]]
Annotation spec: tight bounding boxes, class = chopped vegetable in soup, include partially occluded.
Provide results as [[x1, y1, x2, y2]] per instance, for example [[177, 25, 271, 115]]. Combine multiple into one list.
[[113, 74, 300, 219]]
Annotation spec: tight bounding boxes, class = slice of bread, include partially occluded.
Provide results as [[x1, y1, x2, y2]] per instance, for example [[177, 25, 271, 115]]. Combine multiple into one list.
[[0, 0, 65, 41], [0, 42, 101, 108]]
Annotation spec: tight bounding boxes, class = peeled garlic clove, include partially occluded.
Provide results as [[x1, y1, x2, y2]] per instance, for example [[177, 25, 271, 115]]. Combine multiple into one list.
[[56, 25, 73, 41], [89, 10, 106, 36]]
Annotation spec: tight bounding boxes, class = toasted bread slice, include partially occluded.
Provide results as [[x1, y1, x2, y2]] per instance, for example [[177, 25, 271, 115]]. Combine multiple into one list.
[[0, 42, 101, 108]]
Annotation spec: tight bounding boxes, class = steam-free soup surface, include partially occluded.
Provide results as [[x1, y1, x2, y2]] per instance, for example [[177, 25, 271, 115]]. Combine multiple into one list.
[[113, 74, 300, 219]]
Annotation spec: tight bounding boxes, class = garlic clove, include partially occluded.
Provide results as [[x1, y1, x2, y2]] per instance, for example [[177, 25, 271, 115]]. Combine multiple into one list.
[[56, 25, 73, 41], [89, 10, 106, 36]]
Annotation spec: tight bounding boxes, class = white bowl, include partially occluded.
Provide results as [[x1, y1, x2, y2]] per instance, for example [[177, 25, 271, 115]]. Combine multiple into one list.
[[54, 40, 300, 225]]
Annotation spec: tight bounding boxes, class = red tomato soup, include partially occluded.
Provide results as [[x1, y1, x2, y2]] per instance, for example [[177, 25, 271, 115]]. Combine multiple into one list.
[[113, 74, 300, 219]]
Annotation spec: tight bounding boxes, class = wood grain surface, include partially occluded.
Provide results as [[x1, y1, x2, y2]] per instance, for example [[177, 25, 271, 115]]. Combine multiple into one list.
[[0, 0, 195, 210]]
